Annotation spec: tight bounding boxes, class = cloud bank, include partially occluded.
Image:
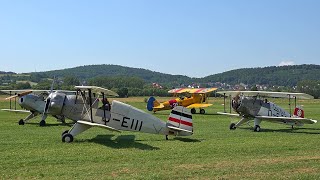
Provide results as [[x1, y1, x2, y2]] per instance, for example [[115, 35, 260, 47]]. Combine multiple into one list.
[[278, 61, 295, 66]]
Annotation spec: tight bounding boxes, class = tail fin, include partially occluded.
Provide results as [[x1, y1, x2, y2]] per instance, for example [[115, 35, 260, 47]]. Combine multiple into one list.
[[167, 106, 193, 136], [293, 106, 304, 118], [147, 96, 160, 111]]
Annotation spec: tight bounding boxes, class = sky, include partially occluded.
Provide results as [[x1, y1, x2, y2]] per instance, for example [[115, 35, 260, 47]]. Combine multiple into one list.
[[0, 0, 319, 78]]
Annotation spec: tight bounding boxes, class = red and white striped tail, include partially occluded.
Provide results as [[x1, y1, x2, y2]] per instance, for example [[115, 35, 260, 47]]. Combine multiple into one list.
[[168, 106, 193, 132], [293, 106, 304, 118]]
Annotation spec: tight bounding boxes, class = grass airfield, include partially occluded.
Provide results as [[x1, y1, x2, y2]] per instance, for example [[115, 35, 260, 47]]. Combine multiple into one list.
[[1, 97, 320, 179]]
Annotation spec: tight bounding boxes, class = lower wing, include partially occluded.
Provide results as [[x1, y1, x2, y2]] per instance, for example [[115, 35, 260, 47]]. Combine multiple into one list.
[[256, 116, 317, 124], [76, 120, 121, 132], [217, 112, 241, 117], [187, 103, 212, 108], [1, 109, 30, 113]]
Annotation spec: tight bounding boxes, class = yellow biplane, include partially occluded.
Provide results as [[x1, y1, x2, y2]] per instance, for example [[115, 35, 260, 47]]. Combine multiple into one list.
[[147, 88, 217, 114]]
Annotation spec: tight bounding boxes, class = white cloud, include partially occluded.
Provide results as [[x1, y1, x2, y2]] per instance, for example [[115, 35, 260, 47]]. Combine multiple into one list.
[[278, 60, 295, 66]]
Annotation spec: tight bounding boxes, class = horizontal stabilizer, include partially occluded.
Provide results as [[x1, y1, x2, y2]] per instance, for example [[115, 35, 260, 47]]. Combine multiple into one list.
[[217, 112, 241, 117], [167, 125, 193, 134], [1, 109, 30, 113], [187, 103, 212, 108], [77, 120, 121, 132]]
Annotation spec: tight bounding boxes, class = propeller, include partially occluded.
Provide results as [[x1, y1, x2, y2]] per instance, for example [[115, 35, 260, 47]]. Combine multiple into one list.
[[6, 90, 33, 100], [231, 91, 241, 111], [39, 77, 55, 126]]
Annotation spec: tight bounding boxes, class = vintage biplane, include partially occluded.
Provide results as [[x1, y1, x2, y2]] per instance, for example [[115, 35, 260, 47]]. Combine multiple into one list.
[[147, 87, 217, 114], [1, 88, 77, 126], [217, 91, 317, 132], [61, 86, 193, 142]]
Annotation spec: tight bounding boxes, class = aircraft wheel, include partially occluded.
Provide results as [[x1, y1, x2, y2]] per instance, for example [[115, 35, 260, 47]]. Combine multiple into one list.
[[191, 108, 196, 114], [18, 119, 25, 125], [39, 120, 46, 127], [229, 123, 236, 130], [62, 133, 73, 143], [200, 109, 205, 114], [62, 130, 69, 136], [254, 125, 261, 132]]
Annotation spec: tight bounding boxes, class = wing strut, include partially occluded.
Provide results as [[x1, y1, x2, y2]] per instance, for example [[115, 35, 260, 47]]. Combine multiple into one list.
[[223, 93, 226, 113], [88, 88, 93, 123]]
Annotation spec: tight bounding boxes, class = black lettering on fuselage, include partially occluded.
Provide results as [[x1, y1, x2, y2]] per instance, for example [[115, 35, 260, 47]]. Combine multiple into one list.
[[122, 117, 129, 128]]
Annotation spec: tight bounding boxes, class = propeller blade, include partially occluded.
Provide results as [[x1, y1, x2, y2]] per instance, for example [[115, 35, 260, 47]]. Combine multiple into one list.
[[5, 90, 33, 100]]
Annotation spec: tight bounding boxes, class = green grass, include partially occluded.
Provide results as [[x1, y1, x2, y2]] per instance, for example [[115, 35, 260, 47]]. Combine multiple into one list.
[[1, 97, 320, 179]]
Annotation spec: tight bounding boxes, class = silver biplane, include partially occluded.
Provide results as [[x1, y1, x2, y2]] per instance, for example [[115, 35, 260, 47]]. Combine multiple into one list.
[[61, 86, 193, 142], [1, 89, 76, 126], [217, 91, 317, 132]]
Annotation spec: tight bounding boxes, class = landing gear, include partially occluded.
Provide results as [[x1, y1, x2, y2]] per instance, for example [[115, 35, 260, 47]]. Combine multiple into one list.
[[165, 135, 168, 140], [254, 125, 261, 132], [230, 123, 236, 130], [62, 130, 69, 136], [62, 133, 73, 143], [39, 120, 46, 127], [18, 119, 25, 125], [200, 109, 205, 114], [191, 108, 196, 114]]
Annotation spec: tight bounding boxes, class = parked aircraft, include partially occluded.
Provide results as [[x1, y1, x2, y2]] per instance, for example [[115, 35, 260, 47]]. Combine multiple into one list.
[[61, 86, 193, 142], [1, 89, 77, 126], [217, 91, 317, 132], [147, 88, 217, 114]]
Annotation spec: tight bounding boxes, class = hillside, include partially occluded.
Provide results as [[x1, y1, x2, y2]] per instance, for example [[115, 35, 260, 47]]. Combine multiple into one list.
[[199, 64, 320, 87], [32, 64, 193, 86], [31, 64, 320, 87]]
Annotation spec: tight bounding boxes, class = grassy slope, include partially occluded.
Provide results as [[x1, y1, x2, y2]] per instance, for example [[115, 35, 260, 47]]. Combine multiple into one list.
[[0, 97, 320, 179]]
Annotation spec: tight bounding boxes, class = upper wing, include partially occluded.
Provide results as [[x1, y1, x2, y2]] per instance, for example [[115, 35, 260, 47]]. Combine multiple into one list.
[[256, 116, 317, 124], [1, 109, 30, 113], [217, 91, 314, 99], [74, 86, 119, 97], [187, 103, 212, 108], [217, 112, 241, 117], [168, 88, 217, 94]]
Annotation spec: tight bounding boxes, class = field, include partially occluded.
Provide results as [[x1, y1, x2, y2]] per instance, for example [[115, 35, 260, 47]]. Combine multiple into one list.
[[1, 96, 320, 179]]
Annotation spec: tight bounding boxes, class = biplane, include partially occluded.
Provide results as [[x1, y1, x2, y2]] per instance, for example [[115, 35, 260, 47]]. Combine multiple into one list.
[[61, 86, 193, 142], [147, 87, 217, 114], [217, 91, 317, 132], [1, 89, 76, 126]]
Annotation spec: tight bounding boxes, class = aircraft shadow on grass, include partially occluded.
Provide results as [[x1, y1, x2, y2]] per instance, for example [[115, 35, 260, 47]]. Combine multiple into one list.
[[81, 134, 160, 150], [239, 127, 320, 135], [173, 137, 202, 142], [25, 122, 74, 127]]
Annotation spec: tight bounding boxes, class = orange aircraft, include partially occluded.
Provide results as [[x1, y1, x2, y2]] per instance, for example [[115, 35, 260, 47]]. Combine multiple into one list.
[[147, 88, 217, 114]]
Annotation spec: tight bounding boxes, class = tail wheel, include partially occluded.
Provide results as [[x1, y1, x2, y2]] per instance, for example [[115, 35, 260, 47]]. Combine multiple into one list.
[[39, 120, 46, 127], [254, 125, 261, 132], [230, 123, 236, 130], [191, 108, 196, 114], [18, 119, 25, 125], [200, 109, 205, 114], [62, 133, 74, 143]]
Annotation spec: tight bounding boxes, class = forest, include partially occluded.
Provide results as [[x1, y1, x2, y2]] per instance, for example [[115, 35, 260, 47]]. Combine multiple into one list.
[[0, 64, 320, 98]]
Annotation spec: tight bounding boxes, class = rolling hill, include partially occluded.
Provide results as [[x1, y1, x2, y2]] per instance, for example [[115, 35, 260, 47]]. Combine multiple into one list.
[[30, 64, 320, 87]]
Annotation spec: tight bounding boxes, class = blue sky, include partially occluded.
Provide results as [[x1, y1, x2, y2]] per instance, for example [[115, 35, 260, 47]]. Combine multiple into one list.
[[0, 0, 319, 77]]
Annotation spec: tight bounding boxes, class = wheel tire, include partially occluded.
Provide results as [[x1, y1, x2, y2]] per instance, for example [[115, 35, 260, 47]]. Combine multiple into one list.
[[39, 120, 46, 127], [229, 123, 236, 130], [254, 125, 261, 132], [62, 133, 73, 143], [62, 130, 69, 136], [191, 108, 196, 114], [200, 109, 205, 114], [18, 119, 25, 125]]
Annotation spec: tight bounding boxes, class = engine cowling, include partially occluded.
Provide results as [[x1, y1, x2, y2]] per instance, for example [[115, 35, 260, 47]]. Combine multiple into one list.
[[48, 92, 66, 115]]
